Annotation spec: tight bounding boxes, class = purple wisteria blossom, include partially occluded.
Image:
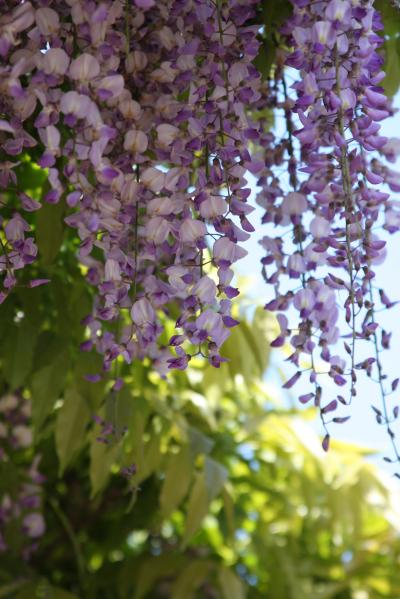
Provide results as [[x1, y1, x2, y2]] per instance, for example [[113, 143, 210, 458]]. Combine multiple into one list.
[[0, 0, 261, 376], [257, 0, 400, 457], [0, 393, 46, 558]]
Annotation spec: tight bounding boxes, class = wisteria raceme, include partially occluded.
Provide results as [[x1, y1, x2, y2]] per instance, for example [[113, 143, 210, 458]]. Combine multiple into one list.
[[0, 0, 261, 376], [257, 0, 400, 457], [0, 394, 46, 558], [0, 0, 400, 459]]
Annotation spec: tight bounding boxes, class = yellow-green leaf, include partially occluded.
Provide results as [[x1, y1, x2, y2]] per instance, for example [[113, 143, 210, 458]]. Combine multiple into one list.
[[55, 386, 90, 474], [89, 428, 121, 498], [171, 560, 212, 599], [36, 200, 64, 266], [31, 351, 69, 436], [205, 457, 228, 501], [182, 473, 209, 546], [160, 445, 192, 517], [218, 566, 246, 599]]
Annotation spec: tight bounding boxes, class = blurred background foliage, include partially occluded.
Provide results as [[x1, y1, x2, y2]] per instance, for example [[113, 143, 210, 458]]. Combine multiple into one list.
[[2, 0, 400, 597]]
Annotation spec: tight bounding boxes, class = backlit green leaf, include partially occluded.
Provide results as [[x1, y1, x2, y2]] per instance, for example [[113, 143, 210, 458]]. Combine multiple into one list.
[[35, 200, 65, 266], [31, 350, 69, 435], [160, 445, 192, 517], [55, 386, 91, 474]]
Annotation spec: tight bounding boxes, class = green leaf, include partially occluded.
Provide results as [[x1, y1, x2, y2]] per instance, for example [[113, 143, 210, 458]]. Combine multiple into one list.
[[51, 276, 92, 340], [375, 0, 400, 38], [0, 580, 30, 598], [383, 38, 400, 98], [105, 387, 135, 434], [2, 321, 38, 390], [50, 588, 80, 599], [134, 555, 187, 599], [188, 426, 214, 457], [204, 457, 228, 501], [222, 485, 235, 539], [35, 200, 65, 266], [16, 286, 41, 326], [89, 427, 121, 498], [55, 386, 91, 474], [14, 582, 80, 599], [122, 394, 150, 483], [171, 560, 213, 599], [182, 473, 209, 546], [218, 567, 246, 599], [139, 432, 162, 482], [182, 458, 227, 546], [16, 158, 47, 191], [75, 352, 105, 412], [31, 350, 69, 435], [253, 38, 276, 81], [221, 325, 256, 382], [160, 445, 192, 517], [251, 307, 272, 372], [33, 333, 66, 372]]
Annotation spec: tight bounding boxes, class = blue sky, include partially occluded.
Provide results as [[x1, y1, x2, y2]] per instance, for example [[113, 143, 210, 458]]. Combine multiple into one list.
[[236, 92, 400, 472]]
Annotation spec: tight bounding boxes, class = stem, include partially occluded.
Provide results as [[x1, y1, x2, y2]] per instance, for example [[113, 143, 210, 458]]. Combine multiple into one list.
[[133, 164, 140, 300], [125, 0, 131, 55], [48, 497, 86, 591]]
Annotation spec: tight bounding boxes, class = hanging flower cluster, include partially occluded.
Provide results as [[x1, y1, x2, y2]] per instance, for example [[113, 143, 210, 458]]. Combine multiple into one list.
[[1, 1, 400, 458], [257, 0, 400, 455], [0, 0, 261, 376], [0, 393, 46, 558]]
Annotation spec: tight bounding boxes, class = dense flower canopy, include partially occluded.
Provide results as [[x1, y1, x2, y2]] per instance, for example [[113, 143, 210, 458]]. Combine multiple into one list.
[[1, 0, 400, 464]]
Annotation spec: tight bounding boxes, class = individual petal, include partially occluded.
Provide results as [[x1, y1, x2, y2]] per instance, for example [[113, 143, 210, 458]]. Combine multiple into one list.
[[69, 53, 100, 80]]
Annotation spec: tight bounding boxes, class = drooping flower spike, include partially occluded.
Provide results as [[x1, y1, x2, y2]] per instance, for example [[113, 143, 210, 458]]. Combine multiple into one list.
[[0, 0, 399, 464], [258, 0, 400, 461]]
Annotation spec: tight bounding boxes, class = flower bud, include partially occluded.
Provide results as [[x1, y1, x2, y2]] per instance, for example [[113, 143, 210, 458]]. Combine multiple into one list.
[[23, 513, 45, 538], [0, 394, 18, 411], [293, 288, 315, 311], [13, 424, 32, 447], [287, 253, 306, 277]]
